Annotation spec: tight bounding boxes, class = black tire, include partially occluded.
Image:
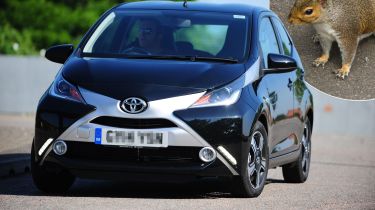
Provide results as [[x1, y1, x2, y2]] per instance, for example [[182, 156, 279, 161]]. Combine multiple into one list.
[[282, 118, 312, 183], [31, 142, 75, 193], [232, 121, 269, 198]]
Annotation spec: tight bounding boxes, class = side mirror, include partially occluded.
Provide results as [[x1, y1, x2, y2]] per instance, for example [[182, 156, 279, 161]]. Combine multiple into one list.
[[263, 53, 297, 74], [45, 44, 74, 64]]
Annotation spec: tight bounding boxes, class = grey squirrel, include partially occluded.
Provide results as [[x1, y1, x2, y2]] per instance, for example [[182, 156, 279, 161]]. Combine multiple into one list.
[[288, 0, 375, 79]]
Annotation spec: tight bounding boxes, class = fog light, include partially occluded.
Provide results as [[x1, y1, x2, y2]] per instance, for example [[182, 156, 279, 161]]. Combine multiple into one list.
[[53, 140, 67, 155], [199, 147, 217, 162]]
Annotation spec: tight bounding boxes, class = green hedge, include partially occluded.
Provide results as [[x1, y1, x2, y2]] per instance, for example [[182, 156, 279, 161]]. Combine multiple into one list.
[[0, 0, 185, 55]]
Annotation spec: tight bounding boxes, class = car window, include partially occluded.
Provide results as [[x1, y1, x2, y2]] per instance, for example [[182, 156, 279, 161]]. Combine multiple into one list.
[[259, 17, 280, 67], [272, 18, 292, 56], [85, 12, 118, 53], [174, 25, 228, 56]]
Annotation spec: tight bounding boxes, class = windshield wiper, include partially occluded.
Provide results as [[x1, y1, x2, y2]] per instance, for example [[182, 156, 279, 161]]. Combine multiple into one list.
[[124, 54, 239, 63], [187, 56, 238, 63]]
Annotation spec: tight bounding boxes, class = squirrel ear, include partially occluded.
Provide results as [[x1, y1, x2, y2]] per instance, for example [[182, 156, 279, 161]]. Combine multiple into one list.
[[318, 0, 328, 7]]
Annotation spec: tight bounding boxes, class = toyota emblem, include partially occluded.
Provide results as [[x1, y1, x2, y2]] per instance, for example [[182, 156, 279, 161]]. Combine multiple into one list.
[[121, 97, 148, 114]]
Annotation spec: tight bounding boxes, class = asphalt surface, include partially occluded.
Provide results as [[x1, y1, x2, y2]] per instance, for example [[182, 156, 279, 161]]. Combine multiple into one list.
[[271, 0, 375, 100], [0, 115, 374, 209], [0, 115, 33, 155], [0, 115, 33, 177]]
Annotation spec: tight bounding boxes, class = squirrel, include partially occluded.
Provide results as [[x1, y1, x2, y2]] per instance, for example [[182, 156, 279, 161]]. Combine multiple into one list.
[[288, 0, 375, 79]]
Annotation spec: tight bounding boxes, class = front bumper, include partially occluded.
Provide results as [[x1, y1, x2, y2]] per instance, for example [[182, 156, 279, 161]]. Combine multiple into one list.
[[44, 142, 232, 179], [34, 86, 258, 179]]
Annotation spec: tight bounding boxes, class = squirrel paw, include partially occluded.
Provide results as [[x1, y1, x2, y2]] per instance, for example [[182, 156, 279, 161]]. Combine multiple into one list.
[[334, 66, 350, 80], [312, 56, 328, 67], [312, 34, 320, 44]]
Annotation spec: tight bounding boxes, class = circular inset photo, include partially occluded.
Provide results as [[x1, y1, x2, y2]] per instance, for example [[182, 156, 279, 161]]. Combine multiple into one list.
[[272, 0, 375, 100]]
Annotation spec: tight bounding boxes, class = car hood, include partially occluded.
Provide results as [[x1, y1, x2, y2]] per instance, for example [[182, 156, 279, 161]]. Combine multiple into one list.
[[62, 57, 245, 101]]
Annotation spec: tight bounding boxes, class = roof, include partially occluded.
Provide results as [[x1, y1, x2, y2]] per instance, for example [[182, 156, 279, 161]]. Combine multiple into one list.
[[116, 1, 268, 14], [198, 0, 270, 9]]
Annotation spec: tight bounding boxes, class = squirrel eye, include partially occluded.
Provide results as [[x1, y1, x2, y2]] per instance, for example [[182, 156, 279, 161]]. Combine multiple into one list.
[[305, 9, 314, 15]]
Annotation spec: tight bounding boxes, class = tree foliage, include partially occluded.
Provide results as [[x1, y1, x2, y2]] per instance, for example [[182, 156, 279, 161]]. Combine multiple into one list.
[[0, 0, 141, 55]]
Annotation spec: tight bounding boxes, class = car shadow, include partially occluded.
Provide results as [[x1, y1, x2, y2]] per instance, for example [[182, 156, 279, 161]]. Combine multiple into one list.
[[69, 179, 234, 199], [0, 173, 289, 199], [0, 176, 234, 199], [0, 154, 227, 198], [66, 177, 288, 199], [265, 178, 286, 184], [0, 153, 288, 199]]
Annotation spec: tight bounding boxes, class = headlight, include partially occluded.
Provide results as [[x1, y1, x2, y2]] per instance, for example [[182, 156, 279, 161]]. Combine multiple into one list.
[[191, 76, 243, 108], [50, 74, 85, 103]]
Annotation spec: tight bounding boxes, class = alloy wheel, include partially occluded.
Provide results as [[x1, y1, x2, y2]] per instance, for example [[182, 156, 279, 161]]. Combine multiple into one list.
[[301, 124, 311, 176], [248, 131, 267, 189]]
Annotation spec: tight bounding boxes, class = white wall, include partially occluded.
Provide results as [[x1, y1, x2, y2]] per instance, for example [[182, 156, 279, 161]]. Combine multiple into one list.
[[0, 56, 61, 113], [307, 84, 375, 139]]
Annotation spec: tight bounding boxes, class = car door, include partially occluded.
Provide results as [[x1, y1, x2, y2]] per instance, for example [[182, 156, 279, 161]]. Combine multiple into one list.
[[258, 16, 297, 158], [272, 17, 304, 151]]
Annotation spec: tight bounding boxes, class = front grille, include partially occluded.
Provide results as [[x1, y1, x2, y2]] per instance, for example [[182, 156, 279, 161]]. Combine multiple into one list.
[[90, 116, 177, 129], [63, 142, 201, 165]]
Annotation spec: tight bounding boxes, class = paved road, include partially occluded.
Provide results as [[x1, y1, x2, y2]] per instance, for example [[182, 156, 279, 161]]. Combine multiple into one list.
[[0, 133, 374, 210], [271, 0, 375, 100], [0, 115, 33, 155]]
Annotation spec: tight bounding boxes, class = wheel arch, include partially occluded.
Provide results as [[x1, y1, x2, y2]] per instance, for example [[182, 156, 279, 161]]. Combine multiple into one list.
[[257, 113, 268, 135], [306, 108, 313, 133], [249, 101, 271, 138]]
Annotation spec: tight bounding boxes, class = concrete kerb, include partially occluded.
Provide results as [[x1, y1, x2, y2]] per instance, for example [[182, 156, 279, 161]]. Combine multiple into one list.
[[0, 154, 30, 178]]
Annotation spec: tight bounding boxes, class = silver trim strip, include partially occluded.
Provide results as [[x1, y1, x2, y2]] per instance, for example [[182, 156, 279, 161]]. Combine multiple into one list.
[[40, 145, 53, 166], [169, 115, 239, 175], [217, 153, 239, 175], [57, 90, 207, 146], [244, 58, 260, 86], [38, 138, 54, 156], [218, 146, 238, 165]]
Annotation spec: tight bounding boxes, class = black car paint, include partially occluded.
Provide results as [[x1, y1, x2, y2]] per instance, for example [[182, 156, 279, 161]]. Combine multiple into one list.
[[62, 57, 246, 101], [34, 92, 96, 151], [33, 2, 313, 178]]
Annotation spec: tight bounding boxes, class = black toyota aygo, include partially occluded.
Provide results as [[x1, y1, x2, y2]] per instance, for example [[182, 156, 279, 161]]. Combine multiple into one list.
[[32, 1, 313, 197]]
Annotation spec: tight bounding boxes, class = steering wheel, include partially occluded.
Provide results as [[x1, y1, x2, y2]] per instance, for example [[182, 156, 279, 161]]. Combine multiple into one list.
[[123, 46, 151, 55]]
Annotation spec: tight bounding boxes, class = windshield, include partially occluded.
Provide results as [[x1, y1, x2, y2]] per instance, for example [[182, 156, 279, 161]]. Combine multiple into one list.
[[82, 10, 249, 62]]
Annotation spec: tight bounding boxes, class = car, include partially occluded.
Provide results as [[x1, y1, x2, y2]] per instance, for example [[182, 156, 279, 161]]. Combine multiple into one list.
[[31, 1, 313, 198]]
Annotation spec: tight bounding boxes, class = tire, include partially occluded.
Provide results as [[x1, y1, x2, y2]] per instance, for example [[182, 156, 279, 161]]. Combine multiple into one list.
[[31, 142, 75, 193], [232, 121, 269, 198], [282, 118, 312, 183]]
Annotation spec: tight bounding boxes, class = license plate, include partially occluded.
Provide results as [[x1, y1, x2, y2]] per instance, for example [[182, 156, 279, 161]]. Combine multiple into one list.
[[94, 128, 168, 147]]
